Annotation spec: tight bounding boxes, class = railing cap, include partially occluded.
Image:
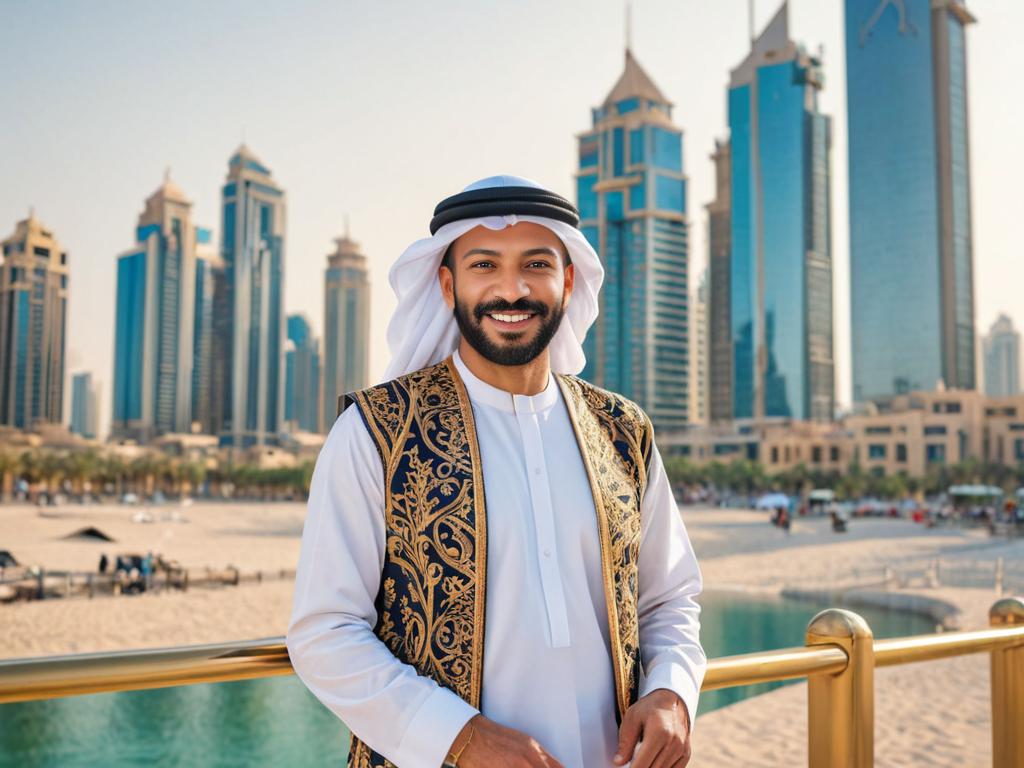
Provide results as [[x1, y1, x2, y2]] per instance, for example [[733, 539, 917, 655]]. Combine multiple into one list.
[[990, 596, 1024, 627], [806, 607, 874, 643]]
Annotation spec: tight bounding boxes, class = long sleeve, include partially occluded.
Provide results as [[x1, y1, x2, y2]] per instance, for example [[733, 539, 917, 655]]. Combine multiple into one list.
[[635, 441, 707, 727], [286, 407, 478, 768]]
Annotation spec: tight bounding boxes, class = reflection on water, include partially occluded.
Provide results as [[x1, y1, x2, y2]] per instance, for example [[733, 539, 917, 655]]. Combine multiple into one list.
[[0, 593, 937, 766]]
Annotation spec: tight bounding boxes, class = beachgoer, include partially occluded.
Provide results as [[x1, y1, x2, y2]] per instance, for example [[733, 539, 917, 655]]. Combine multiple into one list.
[[287, 176, 706, 768]]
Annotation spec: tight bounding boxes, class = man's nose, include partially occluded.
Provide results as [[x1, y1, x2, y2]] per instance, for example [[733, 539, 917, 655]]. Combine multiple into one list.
[[492, 269, 530, 303]]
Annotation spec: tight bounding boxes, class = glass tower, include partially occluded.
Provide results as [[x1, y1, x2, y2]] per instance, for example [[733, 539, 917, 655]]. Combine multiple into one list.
[[577, 48, 689, 431], [190, 228, 218, 435], [846, 0, 976, 402], [70, 371, 99, 439], [323, 232, 370, 431], [983, 315, 1020, 397], [112, 173, 199, 442], [213, 145, 286, 448], [707, 140, 733, 423], [727, 3, 835, 421], [285, 313, 321, 433], [0, 212, 69, 429]]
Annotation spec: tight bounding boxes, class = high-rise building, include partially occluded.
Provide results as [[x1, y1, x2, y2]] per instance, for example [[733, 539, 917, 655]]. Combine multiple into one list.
[[213, 145, 286, 448], [707, 140, 733, 423], [190, 228, 219, 434], [983, 315, 1021, 397], [285, 313, 321, 433], [689, 270, 709, 425], [727, 3, 834, 421], [0, 212, 69, 429], [577, 48, 690, 430], [322, 232, 370, 429], [846, 0, 977, 402], [70, 371, 99, 440], [111, 173, 199, 442]]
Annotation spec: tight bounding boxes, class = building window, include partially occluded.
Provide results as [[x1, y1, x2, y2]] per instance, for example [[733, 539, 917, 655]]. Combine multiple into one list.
[[1016, 439, 1024, 462], [771, 446, 779, 463], [926, 444, 946, 464], [933, 401, 962, 414], [924, 425, 947, 436], [830, 446, 839, 462], [896, 443, 907, 462], [812, 446, 822, 463], [1009, 423, 1024, 432], [865, 425, 892, 435], [868, 444, 887, 459]]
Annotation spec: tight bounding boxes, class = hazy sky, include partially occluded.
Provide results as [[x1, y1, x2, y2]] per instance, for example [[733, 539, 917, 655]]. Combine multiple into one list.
[[2, 0, 1019, 435]]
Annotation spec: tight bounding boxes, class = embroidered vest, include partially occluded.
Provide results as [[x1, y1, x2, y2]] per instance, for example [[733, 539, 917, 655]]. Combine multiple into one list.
[[342, 357, 654, 767]]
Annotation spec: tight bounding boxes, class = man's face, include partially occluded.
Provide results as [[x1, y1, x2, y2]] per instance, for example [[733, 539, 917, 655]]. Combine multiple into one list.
[[438, 222, 574, 367]]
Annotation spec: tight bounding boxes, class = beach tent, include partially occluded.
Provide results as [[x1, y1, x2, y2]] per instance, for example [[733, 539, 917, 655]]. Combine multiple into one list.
[[756, 493, 790, 510], [62, 526, 116, 542], [0, 550, 18, 568]]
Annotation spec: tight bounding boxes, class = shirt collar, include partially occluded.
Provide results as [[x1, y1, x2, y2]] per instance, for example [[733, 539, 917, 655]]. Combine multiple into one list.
[[452, 348, 560, 414]]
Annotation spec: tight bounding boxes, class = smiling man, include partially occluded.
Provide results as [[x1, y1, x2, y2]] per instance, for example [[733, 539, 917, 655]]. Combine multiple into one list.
[[287, 176, 706, 768]]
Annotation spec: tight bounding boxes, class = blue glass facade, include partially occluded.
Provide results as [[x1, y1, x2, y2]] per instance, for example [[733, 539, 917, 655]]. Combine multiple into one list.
[[846, 0, 975, 402], [112, 251, 146, 424], [577, 50, 689, 430], [726, 12, 834, 422]]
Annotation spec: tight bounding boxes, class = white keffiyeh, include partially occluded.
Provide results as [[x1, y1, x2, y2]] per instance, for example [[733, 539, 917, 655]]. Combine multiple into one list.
[[383, 175, 605, 381]]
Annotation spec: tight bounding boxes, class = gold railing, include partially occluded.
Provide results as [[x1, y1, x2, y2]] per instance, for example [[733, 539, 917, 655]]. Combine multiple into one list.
[[1, 597, 1022, 767]]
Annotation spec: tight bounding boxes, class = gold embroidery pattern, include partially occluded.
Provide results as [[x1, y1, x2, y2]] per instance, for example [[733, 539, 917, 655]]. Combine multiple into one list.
[[346, 359, 486, 768], [557, 374, 653, 720]]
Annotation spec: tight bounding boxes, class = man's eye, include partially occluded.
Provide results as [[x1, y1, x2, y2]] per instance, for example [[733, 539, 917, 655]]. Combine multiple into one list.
[[528, 261, 552, 269], [470, 261, 494, 269]]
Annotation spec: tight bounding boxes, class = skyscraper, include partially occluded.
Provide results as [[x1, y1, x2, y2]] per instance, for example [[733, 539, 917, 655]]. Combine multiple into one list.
[[707, 140, 733, 423], [213, 145, 286, 448], [983, 315, 1021, 397], [727, 3, 834, 421], [190, 228, 219, 434], [111, 173, 199, 442], [846, 0, 977, 402], [0, 212, 69, 429], [70, 371, 99, 440], [285, 313, 321, 433], [577, 48, 689, 430], [322, 231, 370, 429]]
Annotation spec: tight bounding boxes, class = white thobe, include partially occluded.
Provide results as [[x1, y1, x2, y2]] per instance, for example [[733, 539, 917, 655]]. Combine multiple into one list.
[[287, 350, 706, 768]]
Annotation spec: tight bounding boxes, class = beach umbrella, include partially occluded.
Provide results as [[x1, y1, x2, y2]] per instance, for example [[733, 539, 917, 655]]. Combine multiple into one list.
[[756, 493, 790, 510]]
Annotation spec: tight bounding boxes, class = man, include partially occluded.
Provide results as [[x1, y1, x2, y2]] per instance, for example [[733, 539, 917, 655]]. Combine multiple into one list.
[[287, 176, 705, 768]]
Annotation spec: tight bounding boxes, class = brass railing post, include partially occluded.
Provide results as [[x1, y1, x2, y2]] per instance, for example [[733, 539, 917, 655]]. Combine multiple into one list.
[[806, 609, 874, 768], [990, 597, 1024, 768]]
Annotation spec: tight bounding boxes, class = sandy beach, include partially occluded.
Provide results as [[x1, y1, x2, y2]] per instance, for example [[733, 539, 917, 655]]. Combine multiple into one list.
[[2, 501, 1019, 766]]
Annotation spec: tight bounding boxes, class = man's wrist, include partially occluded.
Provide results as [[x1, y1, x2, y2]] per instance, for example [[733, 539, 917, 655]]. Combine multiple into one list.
[[444, 714, 479, 765]]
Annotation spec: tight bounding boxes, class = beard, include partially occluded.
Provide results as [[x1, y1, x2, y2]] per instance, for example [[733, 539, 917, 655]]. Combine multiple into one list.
[[452, 289, 566, 367]]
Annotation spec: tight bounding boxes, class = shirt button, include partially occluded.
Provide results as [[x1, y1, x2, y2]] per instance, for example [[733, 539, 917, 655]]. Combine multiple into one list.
[[534, 467, 542, 476], [543, 548, 551, 557]]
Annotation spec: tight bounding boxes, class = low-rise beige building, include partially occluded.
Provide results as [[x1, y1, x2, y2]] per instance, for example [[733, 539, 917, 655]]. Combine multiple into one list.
[[661, 388, 1024, 478]]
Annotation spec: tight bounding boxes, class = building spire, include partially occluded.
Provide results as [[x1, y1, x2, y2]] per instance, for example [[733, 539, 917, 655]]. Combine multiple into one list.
[[625, 0, 633, 53]]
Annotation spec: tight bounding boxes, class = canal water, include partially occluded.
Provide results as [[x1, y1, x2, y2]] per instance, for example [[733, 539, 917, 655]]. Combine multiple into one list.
[[0, 593, 937, 767]]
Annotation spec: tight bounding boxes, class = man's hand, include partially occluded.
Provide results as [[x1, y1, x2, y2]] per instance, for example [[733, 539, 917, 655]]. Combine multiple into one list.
[[613, 689, 692, 768], [447, 714, 564, 768]]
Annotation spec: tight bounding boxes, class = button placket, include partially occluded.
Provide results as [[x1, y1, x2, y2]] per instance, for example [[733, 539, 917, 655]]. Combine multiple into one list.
[[514, 394, 571, 648]]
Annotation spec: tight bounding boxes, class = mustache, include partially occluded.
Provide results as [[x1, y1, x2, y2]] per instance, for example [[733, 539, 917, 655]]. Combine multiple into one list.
[[472, 298, 550, 323]]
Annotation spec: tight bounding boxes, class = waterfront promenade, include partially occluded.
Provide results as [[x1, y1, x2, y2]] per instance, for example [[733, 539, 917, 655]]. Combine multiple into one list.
[[1, 502, 1017, 766]]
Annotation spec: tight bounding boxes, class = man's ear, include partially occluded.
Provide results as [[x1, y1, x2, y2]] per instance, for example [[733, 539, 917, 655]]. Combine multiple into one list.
[[562, 261, 575, 310], [438, 264, 455, 310]]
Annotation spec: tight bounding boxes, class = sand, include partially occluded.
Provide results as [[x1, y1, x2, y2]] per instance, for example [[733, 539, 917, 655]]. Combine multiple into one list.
[[2, 501, 1020, 766]]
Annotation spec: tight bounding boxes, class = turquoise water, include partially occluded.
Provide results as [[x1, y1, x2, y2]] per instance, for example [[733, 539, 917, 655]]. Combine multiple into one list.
[[0, 593, 936, 767]]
